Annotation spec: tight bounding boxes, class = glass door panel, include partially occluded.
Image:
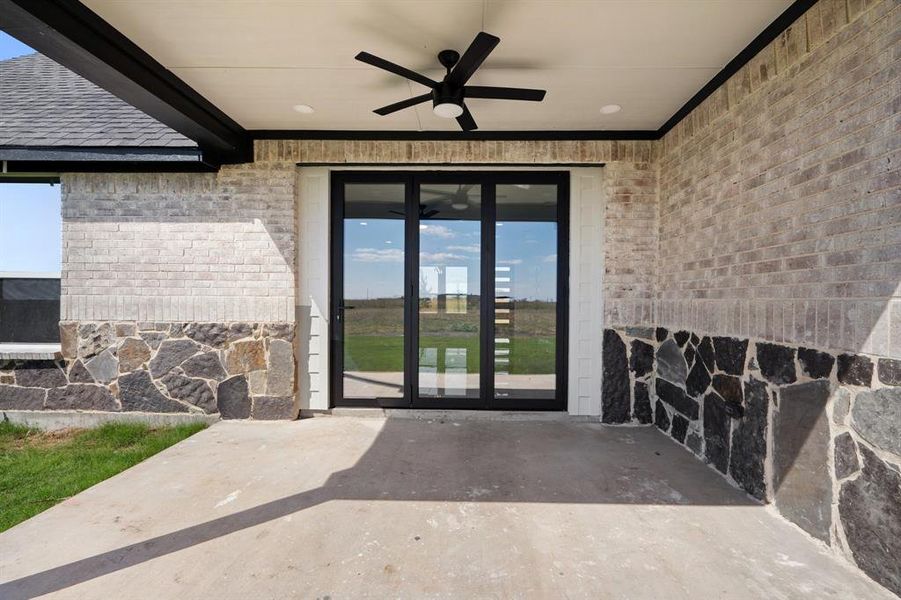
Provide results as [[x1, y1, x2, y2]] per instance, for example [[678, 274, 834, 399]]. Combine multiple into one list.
[[417, 184, 481, 401], [494, 185, 558, 402], [333, 172, 566, 411], [341, 183, 406, 401]]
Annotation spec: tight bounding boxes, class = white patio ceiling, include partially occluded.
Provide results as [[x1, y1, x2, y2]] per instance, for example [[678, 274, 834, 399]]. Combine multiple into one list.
[[82, 0, 793, 132]]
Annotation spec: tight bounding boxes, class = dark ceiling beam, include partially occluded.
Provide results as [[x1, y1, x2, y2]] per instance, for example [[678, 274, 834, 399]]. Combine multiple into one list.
[[0, 0, 252, 165]]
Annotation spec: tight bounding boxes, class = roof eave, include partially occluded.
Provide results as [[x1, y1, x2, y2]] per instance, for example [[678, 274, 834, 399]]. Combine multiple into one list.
[[0, 0, 252, 164], [0, 145, 218, 176]]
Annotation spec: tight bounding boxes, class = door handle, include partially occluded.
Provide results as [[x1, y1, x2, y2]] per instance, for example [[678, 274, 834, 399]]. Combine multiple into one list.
[[334, 303, 354, 329]]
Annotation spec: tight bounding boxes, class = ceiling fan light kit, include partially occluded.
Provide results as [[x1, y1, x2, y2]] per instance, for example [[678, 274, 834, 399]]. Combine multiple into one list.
[[356, 32, 546, 131], [433, 101, 464, 119]]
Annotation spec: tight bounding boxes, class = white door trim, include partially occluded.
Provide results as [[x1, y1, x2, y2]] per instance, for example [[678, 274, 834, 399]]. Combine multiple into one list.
[[566, 168, 605, 416]]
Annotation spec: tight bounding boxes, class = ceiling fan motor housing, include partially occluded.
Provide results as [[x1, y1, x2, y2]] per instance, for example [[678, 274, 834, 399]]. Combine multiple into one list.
[[432, 81, 464, 110]]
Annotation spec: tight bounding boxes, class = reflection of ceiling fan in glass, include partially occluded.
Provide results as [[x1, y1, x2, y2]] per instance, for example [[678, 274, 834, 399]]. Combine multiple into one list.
[[389, 186, 477, 217], [389, 204, 440, 218], [421, 184, 478, 211]]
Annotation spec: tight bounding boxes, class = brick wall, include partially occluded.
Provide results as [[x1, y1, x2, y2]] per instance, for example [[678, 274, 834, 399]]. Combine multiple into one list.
[[60, 140, 656, 325], [254, 138, 658, 328], [61, 164, 297, 323], [603, 161, 658, 327], [656, 0, 899, 357]]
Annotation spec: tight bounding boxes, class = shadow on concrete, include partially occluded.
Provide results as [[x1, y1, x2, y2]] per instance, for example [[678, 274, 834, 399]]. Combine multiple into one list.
[[0, 419, 756, 598]]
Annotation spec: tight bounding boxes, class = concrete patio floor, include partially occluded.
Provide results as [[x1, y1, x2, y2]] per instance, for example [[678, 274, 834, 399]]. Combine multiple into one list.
[[0, 417, 893, 599]]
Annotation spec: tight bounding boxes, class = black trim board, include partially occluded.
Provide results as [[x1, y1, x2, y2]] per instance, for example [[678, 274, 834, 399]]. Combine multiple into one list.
[[254, 130, 658, 141], [0, 147, 204, 163], [297, 162, 606, 168], [2, 161, 216, 174], [0, 147, 215, 173], [0, 175, 60, 184], [657, 0, 817, 135], [0, 0, 251, 165]]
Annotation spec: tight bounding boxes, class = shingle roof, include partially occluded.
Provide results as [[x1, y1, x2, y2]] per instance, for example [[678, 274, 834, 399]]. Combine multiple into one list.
[[0, 53, 196, 148]]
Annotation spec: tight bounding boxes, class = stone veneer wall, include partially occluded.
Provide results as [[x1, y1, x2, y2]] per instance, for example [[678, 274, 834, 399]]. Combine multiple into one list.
[[14, 159, 304, 419], [630, 0, 900, 593], [0, 322, 296, 420], [28, 157, 302, 420], [579, 0, 901, 591], [602, 326, 900, 594]]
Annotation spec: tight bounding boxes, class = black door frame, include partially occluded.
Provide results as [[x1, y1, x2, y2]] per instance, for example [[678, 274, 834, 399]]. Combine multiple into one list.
[[330, 170, 569, 411]]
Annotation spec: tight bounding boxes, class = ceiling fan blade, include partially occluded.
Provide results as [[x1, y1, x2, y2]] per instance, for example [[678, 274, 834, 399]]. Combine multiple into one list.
[[464, 86, 546, 101], [448, 32, 500, 87], [456, 104, 478, 131], [423, 209, 440, 218], [388, 210, 405, 216], [355, 52, 438, 88], [374, 93, 433, 115]]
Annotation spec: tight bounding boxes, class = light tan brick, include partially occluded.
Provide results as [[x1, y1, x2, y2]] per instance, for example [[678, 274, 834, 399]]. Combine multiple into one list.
[[658, 0, 895, 357]]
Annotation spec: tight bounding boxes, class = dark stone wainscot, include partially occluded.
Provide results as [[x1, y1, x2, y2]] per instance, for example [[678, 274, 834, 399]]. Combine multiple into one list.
[[604, 326, 901, 595]]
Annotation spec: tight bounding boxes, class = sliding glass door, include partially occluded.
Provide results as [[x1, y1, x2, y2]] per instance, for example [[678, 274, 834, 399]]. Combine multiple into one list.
[[494, 184, 560, 404], [417, 183, 483, 405], [335, 181, 408, 406], [331, 171, 567, 410]]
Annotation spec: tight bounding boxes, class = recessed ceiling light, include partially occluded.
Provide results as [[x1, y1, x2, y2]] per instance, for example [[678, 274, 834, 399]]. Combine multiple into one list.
[[600, 104, 622, 115], [292, 104, 315, 114]]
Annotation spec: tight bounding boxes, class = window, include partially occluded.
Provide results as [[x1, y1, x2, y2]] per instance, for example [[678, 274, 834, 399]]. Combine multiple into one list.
[[0, 182, 62, 343]]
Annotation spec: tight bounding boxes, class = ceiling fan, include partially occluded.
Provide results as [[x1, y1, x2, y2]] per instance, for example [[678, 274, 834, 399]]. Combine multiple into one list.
[[421, 184, 478, 210], [388, 185, 477, 218], [389, 204, 440, 218], [355, 32, 546, 131]]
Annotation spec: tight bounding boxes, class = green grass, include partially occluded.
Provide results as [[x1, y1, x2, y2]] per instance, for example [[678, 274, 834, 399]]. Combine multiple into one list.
[[344, 299, 558, 337], [342, 298, 558, 375], [345, 335, 555, 374], [0, 420, 206, 533]]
